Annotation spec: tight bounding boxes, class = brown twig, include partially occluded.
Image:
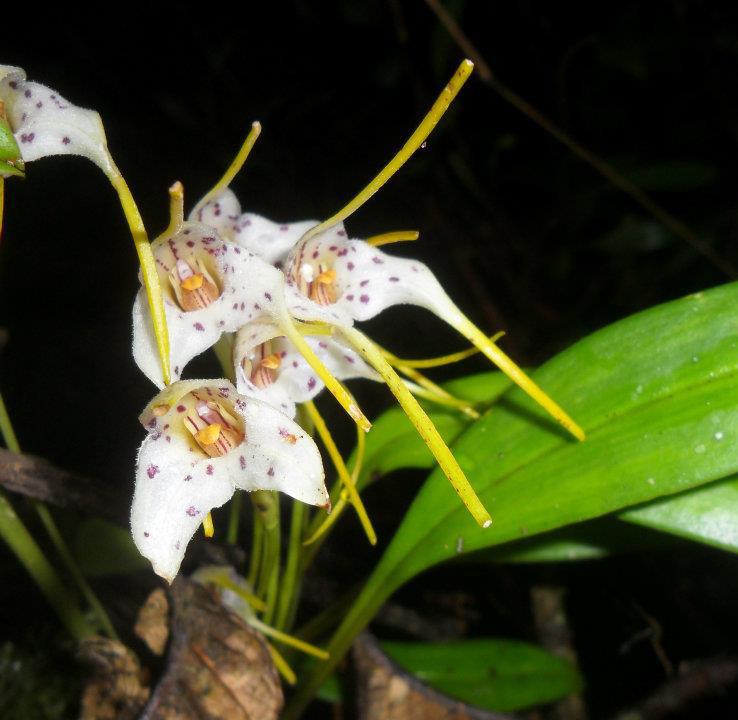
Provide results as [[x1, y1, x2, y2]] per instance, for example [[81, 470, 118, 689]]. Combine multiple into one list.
[[423, 0, 737, 279], [0, 447, 125, 522]]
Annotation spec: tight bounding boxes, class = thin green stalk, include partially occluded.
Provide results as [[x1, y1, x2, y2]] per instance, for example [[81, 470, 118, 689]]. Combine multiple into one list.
[[227, 491, 243, 545], [247, 506, 265, 588], [274, 499, 306, 631], [253, 491, 281, 623], [0, 392, 113, 640]]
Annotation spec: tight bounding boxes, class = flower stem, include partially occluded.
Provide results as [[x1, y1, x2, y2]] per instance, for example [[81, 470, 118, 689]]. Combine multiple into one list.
[[303, 400, 376, 545], [227, 491, 243, 545], [273, 498, 306, 631], [0, 393, 97, 641], [340, 326, 493, 529], [106, 164, 171, 385]]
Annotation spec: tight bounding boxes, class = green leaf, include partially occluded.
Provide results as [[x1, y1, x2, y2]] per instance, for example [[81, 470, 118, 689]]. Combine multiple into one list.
[[621, 475, 738, 554], [477, 517, 676, 564], [287, 283, 738, 716], [74, 519, 148, 577], [383, 639, 582, 712], [352, 371, 513, 490]]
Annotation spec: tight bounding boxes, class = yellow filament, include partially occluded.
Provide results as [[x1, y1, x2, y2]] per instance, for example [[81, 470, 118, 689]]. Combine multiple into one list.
[[106, 165, 171, 385], [302, 59, 474, 242], [341, 326, 492, 529], [202, 512, 215, 538], [210, 572, 267, 612], [399, 367, 480, 419], [303, 400, 377, 546], [195, 423, 222, 445], [295, 320, 334, 337], [366, 230, 420, 247], [383, 331, 506, 369], [279, 312, 371, 432], [268, 643, 297, 685], [249, 616, 330, 660], [195, 121, 262, 210], [158, 181, 184, 240], [453, 316, 585, 441], [303, 492, 349, 546], [303, 411, 367, 545]]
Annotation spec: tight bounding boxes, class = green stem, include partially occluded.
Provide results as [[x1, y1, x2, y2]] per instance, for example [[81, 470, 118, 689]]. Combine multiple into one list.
[[253, 491, 280, 622], [247, 505, 264, 588], [284, 566, 393, 720], [274, 499, 306, 631], [227, 491, 243, 545], [0, 392, 111, 640]]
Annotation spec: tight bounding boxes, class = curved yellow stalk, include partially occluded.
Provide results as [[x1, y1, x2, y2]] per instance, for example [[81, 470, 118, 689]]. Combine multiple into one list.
[[340, 326, 492, 529], [302, 60, 474, 242], [157, 181, 184, 240], [366, 230, 420, 247], [268, 642, 297, 685], [202, 512, 214, 538], [399, 369, 480, 419], [106, 164, 171, 385], [383, 331, 505, 369], [303, 493, 348, 546], [448, 313, 585, 441], [303, 400, 376, 546], [279, 312, 371, 432], [248, 616, 329, 660]]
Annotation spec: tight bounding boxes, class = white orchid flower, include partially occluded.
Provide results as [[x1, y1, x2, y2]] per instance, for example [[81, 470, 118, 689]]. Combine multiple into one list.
[[0, 65, 114, 177], [131, 379, 327, 582], [232, 319, 379, 418], [191, 186, 316, 266], [132, 218, 292, 388]]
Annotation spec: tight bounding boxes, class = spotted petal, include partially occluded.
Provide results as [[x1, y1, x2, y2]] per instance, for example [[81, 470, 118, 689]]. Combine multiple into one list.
[[285, 227, 460, 325], [233, 320, 379, 417], [131, 379, 327, 582], [132, 221, 289, 388], [0, 65, 114, 176], [189, 188, 243, 240]]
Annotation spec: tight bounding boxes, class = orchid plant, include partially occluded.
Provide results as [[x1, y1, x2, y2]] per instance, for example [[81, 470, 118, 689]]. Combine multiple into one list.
[[0, 58, 591, 708]]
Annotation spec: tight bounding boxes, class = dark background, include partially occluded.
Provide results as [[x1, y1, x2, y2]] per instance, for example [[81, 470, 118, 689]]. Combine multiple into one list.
[[3, 2, 738, 717]]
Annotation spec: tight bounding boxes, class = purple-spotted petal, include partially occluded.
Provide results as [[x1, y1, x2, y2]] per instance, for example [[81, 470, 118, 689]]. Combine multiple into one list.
[[188, 188, 242, 240], [233, 322, 379, 417], [132, 221, 289, 388], [0, 66, 114, 176], [233, 213, 317, 266], [132, 380, 326, 582]]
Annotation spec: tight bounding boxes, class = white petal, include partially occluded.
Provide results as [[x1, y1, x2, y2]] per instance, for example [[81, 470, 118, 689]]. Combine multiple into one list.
[[0, 66, 114, 175], [132, 430, 235, 584], [131, 222, 289, 387], [132, 380, 328, 581], [233, 213, 317, 266], [188, 188, 242, 240], [233, 323, 379, 416]]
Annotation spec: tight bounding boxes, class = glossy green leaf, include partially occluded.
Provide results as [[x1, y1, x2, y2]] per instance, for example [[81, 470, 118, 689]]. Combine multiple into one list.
[[383, 639, 582, 712], [621, 475, 738, 554], [477, 518, 675, 563], [287, 283, 738, 716]]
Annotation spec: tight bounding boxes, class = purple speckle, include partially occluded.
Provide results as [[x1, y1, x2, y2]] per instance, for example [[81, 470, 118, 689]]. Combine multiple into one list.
[[337, 229, 346, 237], [389, 276, 400, 282], [206, 465, 214, 475], [344, 355, 355, 364], [193, 322, 205, 331], [144, 532, 150, 538], [62, 136, 70, 145], [360, 294, 370, 304], [307, 377, 317, 390], [147, 464, 159, 479], [264, 292, 272, 301], [267, 466, 275, 477], [177, 404, 186, 413], [186, 506, 199, 517], [184, 474, 192, 482], [346, 294, 354, 301], [372, 257, 384, 265], [347, 262, 355, 271], [24, 89, 31, 98], [360, 279, 369, 287], [240, 456, 246, 470]]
